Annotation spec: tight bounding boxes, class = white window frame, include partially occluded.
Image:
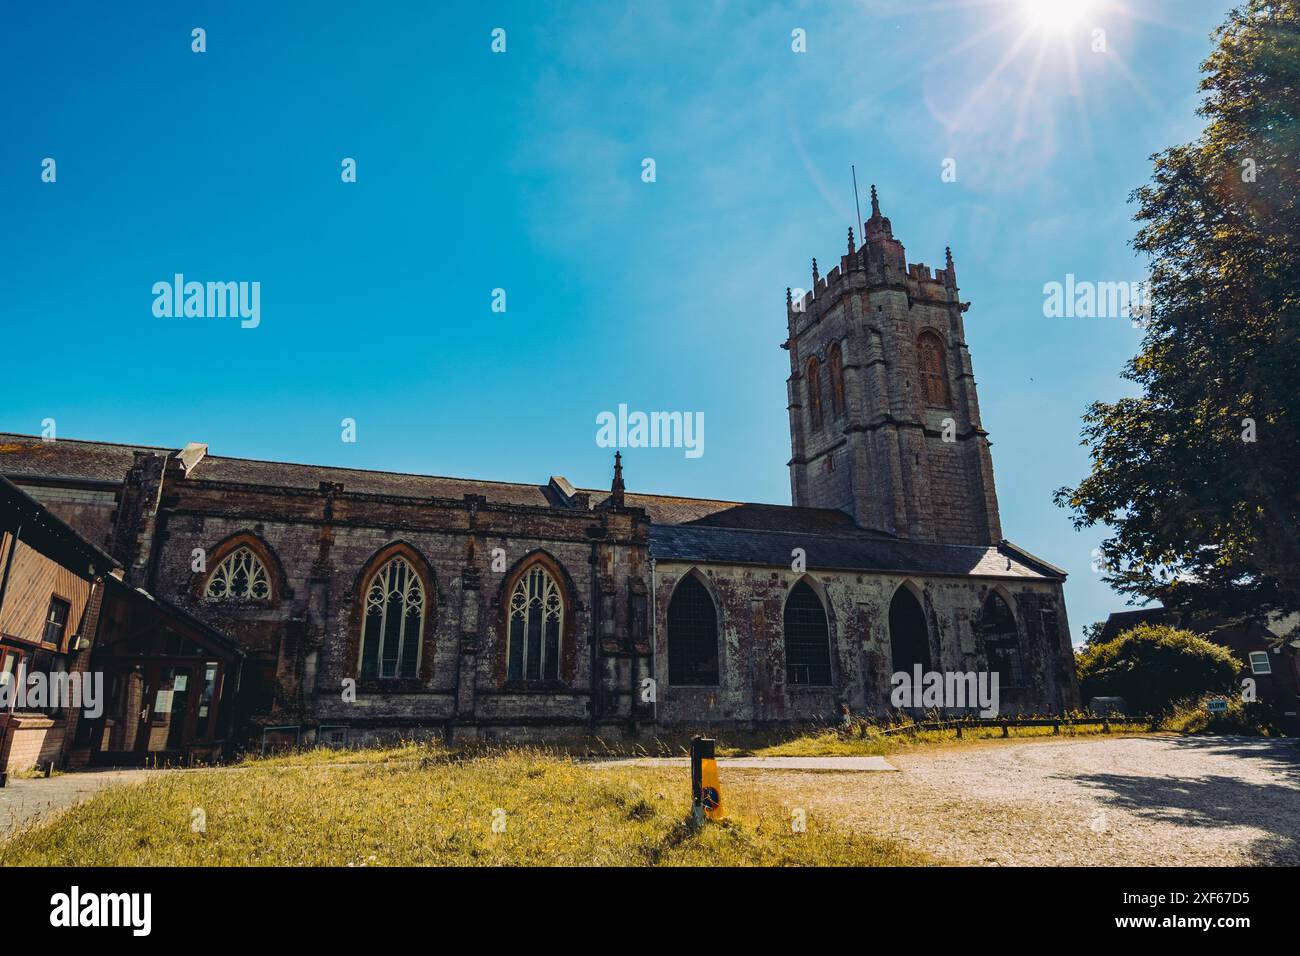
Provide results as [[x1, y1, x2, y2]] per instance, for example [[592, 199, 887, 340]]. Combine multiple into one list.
[[1248, 651, 1272, 675]]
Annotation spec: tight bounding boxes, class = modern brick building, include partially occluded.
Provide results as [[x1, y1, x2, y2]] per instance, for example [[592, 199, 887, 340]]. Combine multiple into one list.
[[1, 195, 1079, 755], [0, 477, 118, 774], [0, 476, 244, 772]]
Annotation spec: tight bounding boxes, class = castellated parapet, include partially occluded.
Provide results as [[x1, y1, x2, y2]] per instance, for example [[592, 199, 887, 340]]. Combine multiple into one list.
[[783, 186, 1003, 546]]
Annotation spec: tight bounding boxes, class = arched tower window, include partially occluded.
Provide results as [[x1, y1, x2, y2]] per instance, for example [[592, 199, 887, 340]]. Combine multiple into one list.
[[806, 356, 824, 431], [204, 546, 271, 601], [784, 581, 832, 685], [981, 593, 1024, 687], [667, 574, 719, 686], [507, 563, 564, 682], [359, 555, 426, 679], [917, 330, 951, 408], [889, 586, 932, 674], [828, 343, 846, 417]]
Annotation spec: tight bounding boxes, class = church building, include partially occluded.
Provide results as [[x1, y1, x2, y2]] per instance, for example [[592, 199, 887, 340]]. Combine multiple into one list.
[[0, 190, 1079, 760]]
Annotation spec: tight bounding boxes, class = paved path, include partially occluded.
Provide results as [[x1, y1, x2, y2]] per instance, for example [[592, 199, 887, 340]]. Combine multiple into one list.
[[0, 769, 156, 842], [737, 735, 1300, 866], [591, 755, 898, 771]]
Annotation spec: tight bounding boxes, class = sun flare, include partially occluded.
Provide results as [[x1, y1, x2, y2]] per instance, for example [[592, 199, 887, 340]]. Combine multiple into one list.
[[1020, 0, 1094, 32]]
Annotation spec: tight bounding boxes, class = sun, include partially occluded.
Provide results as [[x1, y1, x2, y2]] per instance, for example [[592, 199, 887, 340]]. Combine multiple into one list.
[[1020, 0, 1095, 32]]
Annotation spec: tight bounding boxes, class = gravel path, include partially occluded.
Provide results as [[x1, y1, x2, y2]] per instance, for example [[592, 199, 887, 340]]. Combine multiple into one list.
[[736, 735, 1300, 866]]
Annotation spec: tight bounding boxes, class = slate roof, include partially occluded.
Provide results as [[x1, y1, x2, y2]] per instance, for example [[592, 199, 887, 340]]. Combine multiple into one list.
[[0, 433, 865, 528], [0, 433, 556, 507], [0, 434, 164, 485], [585, 493, 877, 535], [105, 576, 247, 659], [0, 433, 1064, 580], [648, 523, 1062, 580], [190, 455, 559, 507]]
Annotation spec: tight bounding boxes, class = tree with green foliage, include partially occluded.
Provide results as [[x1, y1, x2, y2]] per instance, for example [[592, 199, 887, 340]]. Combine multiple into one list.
[[1075, 623, 1240, 715], [1080, 621, 1108, 647], [1056, 1, 1300, 625]]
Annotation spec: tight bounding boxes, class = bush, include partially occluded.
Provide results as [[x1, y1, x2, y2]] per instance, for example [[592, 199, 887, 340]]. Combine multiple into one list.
[[1075, 623, 1239, 715], [1162, 695, 1288, 736]]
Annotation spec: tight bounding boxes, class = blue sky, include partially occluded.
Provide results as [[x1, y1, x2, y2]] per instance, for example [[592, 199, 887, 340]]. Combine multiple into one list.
[[0, 1, 1232, 643]]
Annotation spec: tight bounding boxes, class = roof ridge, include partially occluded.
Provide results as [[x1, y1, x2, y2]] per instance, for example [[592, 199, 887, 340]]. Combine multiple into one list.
[[654, 524, 1018, 548], [587, 488, 859, 515], [0, 431, 552, 492], [0, 431, 174, 453], [199, 452, 551, 490]]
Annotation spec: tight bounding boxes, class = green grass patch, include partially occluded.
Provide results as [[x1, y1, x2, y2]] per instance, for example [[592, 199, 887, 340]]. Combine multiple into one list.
[[0, 748, 937, 866]]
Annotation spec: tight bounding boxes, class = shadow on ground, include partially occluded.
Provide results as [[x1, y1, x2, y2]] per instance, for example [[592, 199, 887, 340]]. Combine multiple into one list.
[[1070, 737, 1300, 865]]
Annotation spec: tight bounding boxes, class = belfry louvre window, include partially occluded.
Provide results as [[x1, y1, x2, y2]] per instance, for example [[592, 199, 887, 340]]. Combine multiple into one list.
[[204, 546, 271, 601], [981, 593, 1024, 688], [917, 331, 951, 408], [807, 357, 824, 430], [507, 565, 563, 681], [667, 575, 719, 686], [784, 581, 832, 685], [359, 556, 426, 679], [828, 343, 846, 417]]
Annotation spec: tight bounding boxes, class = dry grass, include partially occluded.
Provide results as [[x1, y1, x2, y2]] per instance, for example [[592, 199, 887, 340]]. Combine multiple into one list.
[[0, 746, 938, 866], [439, 718, 1158, 762]]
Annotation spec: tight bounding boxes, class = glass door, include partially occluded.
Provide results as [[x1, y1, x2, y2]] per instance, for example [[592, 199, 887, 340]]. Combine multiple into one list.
[[141, 665, 196, 762]]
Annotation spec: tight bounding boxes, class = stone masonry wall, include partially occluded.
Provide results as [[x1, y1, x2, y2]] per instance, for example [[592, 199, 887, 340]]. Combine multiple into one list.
[[787, 212, 1002, 545], [652, 561, 1077, 727]]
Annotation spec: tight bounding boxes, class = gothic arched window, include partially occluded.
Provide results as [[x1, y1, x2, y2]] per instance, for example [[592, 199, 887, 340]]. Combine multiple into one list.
[[359, 556, 426, 679], [667, 574, 719, 686], [507, 564, 564, 682], [828, 343, 846, 417], [889, 586, 931, 674], [917, 331, 951, 408], [784, 581, 832, 685], [204, 546, 271, 601], [807, 357, 824, 430], [981, 593, 1024, 687]]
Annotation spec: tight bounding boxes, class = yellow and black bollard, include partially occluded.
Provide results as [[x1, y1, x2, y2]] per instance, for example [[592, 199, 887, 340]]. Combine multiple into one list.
[[690, 736, 724, 824]]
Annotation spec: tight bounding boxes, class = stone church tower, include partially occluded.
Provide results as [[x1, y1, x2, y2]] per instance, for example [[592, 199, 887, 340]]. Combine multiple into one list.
[[785, 187, 1003, 546]]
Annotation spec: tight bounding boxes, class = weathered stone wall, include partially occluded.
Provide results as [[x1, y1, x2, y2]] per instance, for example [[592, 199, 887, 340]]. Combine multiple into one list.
[[14, 483, 119, 553], [787, 212, 1002, 545], [10, 462, 1079, 741], [652, 561, 1077, 727], [145, 475, 655, 739]]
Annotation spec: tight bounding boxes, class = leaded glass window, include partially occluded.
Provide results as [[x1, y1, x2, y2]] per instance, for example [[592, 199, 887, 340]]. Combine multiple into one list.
[[507, 565, 563, 682], [889, 586, 931, 674], [667, 574, 719, 686], [784, 581, 832, 685], [359, 556, 425, 679], [204, 546, 272, 601], [982, 593, 1024, 687]]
